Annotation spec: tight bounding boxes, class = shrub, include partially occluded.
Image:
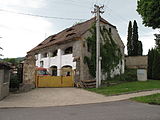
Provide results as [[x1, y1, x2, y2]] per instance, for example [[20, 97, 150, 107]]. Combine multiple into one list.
[[102, 69, 137, 86], [9, 74, 20, 90]]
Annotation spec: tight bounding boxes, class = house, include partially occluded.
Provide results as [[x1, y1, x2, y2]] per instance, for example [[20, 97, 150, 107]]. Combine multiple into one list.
[[0, 61, 11, 100], [23, 17, 125, 90]]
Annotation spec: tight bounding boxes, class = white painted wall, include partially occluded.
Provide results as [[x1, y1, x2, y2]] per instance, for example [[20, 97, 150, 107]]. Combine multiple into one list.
[[36, 48, 76, 76], [102, 59, 125, 80]]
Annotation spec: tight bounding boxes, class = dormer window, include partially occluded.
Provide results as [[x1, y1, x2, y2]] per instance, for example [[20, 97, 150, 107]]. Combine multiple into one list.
[[64, 47, 73, 55], [66, 28, 74, 32], [38, 43, 43, 46], [66, 33, 76, 37]]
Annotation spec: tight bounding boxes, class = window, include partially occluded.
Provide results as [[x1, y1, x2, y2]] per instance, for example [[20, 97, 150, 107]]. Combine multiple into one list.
[[42, 53, 48, 58], [66, 28, 74, 32], [40, 61, 44, 67], [64, 47, 73, 55], [50, 66, 57, 76], [51, 50, 57, 57], [35, 54, 38, 60], [66, 33, 76, 37], [109, 28, 112, 33]]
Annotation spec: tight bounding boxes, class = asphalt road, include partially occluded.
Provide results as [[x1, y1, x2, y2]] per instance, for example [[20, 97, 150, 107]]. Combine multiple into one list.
[[0, 100, 160, 120]]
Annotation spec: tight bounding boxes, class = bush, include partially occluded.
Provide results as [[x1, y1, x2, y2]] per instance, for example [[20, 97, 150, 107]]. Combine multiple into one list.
[[102, 69, 137, 86], [10, 74, 20, 90]]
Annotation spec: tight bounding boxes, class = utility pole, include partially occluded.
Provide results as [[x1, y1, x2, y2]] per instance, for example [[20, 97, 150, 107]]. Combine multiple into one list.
[[92, 5, 104, 88]]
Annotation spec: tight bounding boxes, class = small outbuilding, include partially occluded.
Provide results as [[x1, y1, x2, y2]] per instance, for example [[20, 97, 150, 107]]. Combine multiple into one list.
[[0, 61, 11, 100]]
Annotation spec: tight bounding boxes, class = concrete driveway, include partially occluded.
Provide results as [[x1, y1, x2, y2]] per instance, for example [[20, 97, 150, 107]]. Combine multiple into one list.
[[0, 88, 109, 108], [0, 88, 160, 108]]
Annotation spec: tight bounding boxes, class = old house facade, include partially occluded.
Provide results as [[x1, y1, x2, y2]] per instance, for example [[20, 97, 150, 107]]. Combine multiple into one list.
[[23, 17, 125, 89]]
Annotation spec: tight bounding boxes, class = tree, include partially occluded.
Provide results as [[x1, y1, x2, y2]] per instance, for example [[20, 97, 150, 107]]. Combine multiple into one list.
[[154, 34, 160, 50], [132, 20, 139, 56], [137, 41, 143, 56], [152, 49, 160, 80], [137, 0, 160, 29], [127, 20, 143, 56], [147, 49, 151, 79], [127, 21, 133, 56], [147, 48, 155, 79]]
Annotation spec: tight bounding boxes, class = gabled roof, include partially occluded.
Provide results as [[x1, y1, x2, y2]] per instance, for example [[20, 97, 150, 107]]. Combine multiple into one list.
[[28, 17, 116, 53]]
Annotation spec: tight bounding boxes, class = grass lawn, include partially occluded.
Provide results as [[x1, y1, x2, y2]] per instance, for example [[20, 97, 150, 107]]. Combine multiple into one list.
[[87, 80, 160, 96], [132, 93, 160, 105]]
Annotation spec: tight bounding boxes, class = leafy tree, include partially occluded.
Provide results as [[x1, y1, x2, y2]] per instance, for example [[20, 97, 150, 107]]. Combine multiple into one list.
[[132, 20, 139, 56], [137, 0, 160, 29], [154, 34, 160, 50], [127, 21, 133, 56]]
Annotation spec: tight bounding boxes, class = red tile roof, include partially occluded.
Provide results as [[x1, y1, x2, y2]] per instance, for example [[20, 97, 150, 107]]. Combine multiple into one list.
[[28, 17, 116, 53]]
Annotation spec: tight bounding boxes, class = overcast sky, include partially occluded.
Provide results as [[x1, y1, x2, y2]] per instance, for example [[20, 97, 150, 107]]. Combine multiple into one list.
[[0, 0, 158, 58]]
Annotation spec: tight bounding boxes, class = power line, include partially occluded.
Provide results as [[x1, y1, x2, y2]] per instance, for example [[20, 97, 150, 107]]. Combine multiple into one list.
[[0, 9, 87, 21], [104, 6, 149, 35]]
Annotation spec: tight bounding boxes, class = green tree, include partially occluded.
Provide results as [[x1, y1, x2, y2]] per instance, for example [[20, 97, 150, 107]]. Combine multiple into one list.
[[154, 34, 160, 50], [137, 0, 160, 29], [3, 58, 18, 65], [132, 20, 139, 56], [137, 41, 143, 55], [147, 48, 155, 79], [127, 21, 133, 56], [152, 49, 160, 80]]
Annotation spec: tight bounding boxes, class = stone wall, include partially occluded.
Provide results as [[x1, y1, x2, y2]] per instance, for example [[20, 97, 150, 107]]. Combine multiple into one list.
[[125, 56, 148, 69], [22, 54, 36, 92]]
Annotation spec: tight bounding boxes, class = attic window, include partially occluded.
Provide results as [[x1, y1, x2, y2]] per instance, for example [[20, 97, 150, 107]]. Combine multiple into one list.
[[66, 33, 76, 37], [49, 39, 56, 42], [38, 43, 43, 46], [66, 28, 74, 32], [109, 28, 112, 33], [52, 35, 56, 38]]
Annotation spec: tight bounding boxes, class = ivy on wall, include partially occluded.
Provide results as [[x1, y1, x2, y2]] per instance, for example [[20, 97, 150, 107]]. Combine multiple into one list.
[[84, 24, 122, 79]]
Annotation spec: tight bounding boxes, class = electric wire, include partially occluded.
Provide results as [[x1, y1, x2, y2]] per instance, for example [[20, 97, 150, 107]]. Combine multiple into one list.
[[0, 9, 87, 21]]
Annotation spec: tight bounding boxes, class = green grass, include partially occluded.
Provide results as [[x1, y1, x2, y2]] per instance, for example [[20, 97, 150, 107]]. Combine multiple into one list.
[[87, 80, 160, 96], [132, 93, 160, 105]]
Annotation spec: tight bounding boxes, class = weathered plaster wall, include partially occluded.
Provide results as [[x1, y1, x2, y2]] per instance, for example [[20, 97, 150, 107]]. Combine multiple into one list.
[[0, 69, 10, 100], [125, 56, 148, 69], [81, 23, 125, 81]]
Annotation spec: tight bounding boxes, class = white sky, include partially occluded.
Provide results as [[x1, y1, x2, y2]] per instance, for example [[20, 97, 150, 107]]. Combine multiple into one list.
[[0, 0, 158, 58]]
